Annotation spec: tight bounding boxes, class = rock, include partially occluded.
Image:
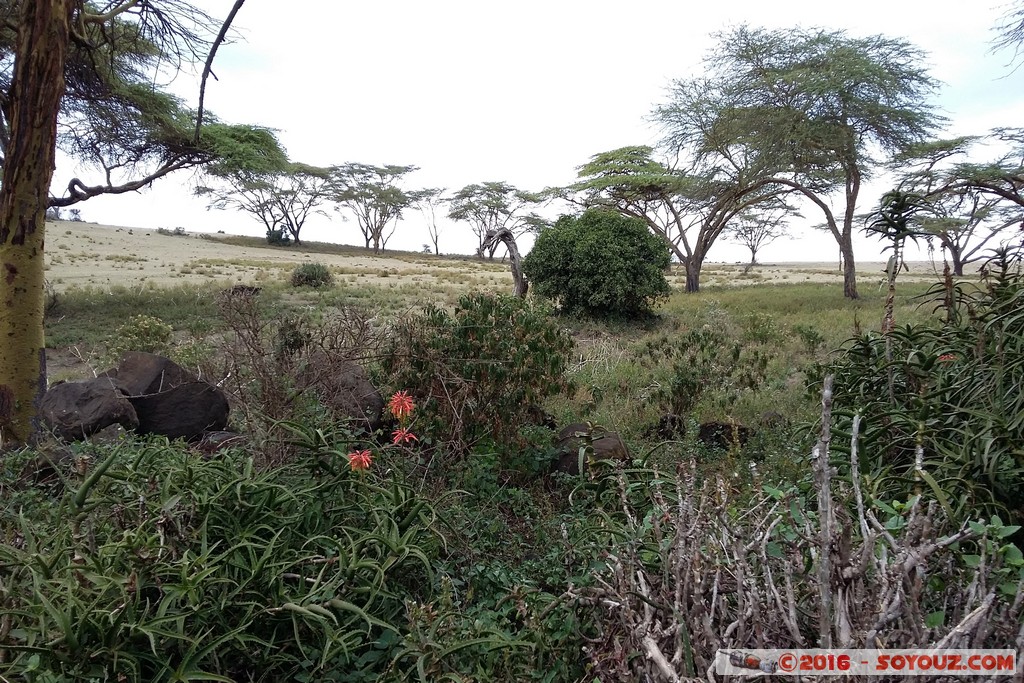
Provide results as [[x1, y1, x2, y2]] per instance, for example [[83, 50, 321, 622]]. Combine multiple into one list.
[[40, 377, 139, 441], [554, 422, 630, 475], [101, 351, 197, 396], [129, 382, 230, 441], [643, 414, 752, 450], [297, 354, 384, 432], [697, 421, 751, 450], [194, 430, 248, 457]]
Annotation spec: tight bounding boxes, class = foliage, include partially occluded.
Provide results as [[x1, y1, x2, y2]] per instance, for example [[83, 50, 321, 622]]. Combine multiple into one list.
[[379, 293, 573, 455], [265, 227, 292, 246], [557, 145, 788, 293], [0, 437, 442, 682], [331, 163, 426, 254], [0, 0, 262, 208], [821, 247, 1024, 522], [447, 182, 546, 258], [197, 147, 333, 246], [889, 132, 1024, 274], [993, 0, 1024, 66], [291, 262, 335, 288], [725, 206, 794, 266], [639, 324, 773, 419], [524, 208, 671, 318], [213, 293, 383, 462], [104, 313, 174, 365], [569, 455, 1022, 680], [655, 25, 941, 298]]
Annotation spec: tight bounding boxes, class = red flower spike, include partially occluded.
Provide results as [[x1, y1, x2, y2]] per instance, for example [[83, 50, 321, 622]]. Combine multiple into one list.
[[348, 449, 373, 471], [392, 427, 418, 445], [388, 391, 415, 420]]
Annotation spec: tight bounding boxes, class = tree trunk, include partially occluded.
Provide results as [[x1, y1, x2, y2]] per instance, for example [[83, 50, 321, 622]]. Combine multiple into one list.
[[480, 228, 527, 298], [952, 250, 965, 276], [684, 259, 701, 293], [0, 0, 74, 447], [840, 238, 859, 299]]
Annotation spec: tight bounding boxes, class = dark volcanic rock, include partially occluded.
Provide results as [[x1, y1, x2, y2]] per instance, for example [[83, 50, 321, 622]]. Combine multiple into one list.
[[297, 355, 384, 432], [129, 381, 230, 441], [40, 377, 139, 441], [554, 422, 631, 475]]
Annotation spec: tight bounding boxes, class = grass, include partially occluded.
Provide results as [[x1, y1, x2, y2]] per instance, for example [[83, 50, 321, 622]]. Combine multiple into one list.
[[15, 245, 1019, 681]]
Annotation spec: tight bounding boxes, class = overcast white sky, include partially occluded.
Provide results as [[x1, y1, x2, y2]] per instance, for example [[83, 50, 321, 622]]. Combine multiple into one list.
[[55, 0, 1024, 263]]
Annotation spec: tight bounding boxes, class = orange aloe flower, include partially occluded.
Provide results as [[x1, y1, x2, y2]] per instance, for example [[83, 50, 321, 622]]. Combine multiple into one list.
[[388, 390, 415, 420], [391, 427, 418, 445], [348, 449, 373, 471]]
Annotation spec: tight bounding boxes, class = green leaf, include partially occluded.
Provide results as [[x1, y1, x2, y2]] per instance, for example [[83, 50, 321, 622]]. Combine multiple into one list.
[[924, 611, 945, 628], [962, 554, 981, 568]]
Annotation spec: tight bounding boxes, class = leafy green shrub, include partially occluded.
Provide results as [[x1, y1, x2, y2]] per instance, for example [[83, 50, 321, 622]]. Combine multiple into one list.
[[523, 208, 671, 318], [266, 227, 291, 245], [822, 247, 1024, 522], [290, 261, 334, 288], [104, 313, 173, 364], [0, 436, 442, 682], [380, 292, 573, 455]]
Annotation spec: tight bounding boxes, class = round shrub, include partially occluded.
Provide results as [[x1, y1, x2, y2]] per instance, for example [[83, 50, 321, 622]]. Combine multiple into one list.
[[523, 208, 671, 318], [290, 261, 334, 288], [380, 292, 573, 455], [105, 314, 173, 363]]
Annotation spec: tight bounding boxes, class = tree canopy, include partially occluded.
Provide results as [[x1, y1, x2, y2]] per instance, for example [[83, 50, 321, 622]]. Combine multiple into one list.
[[655, 25, 941, 298], [559, 145, 788, 292], [196, 135, 333, 246], [524, 208, 671, 318], [0, 0, 248, 445], [331, 163, 425, 254], [447, 182, 546, 259]]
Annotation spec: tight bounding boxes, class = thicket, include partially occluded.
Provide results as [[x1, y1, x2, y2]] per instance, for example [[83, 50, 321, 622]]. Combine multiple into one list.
[[290, 262, 334, 288], [379, 292, 573, 457], [523, 209, 671, 318], [4, 268, 1023, 681], [822, 247, 1024, 523]]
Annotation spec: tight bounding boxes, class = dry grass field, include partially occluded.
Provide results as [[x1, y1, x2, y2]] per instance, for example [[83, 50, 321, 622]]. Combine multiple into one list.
[[46, 219, 964, 293]]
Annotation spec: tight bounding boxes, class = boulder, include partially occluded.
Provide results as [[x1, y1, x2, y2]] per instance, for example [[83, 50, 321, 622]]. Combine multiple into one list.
[[554, 422, 630, 475], [297, 354, 384, 432], [129, 381, 230, 441], [697, 421, 751, 450], [101, 351, 197, 396], [40, 377, 138, 441], [644, 413, 752, 450]]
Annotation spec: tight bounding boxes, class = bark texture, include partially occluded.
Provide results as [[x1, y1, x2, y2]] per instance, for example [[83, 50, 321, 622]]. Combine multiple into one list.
[[0, 0, 74, 446]]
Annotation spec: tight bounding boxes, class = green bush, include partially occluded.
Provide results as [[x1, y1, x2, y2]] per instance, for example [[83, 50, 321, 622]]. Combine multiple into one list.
[[266, 227, 291, 246], [523, 208, 671, 318], [821, 247, 1024, 523], [104, 313, 173, 364], [380, 292, 573, 456], [0, 437, 442, 682], [290, 261, 334, 288]]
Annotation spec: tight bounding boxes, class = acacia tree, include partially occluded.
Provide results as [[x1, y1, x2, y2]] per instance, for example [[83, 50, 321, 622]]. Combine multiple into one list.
[[890, 134, 1024, 274], [658, 26, 941, 298], [726, 208, 793, 269], [0, 0, 248, 446], [561, 146, 788, 292], [447, 181, 546, 259], [416, 187, 446, 255], [196, 150, 333, 246], [993, 0, 1024, 65], [331, 163, 423, 254]]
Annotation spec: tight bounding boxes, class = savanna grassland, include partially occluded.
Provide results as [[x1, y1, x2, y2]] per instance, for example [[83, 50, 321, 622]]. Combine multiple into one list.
[[2, 222, 1021, 682]]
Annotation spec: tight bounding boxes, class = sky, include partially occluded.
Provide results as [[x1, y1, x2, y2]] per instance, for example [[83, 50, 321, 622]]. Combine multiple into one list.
[[54, 0, 1024, 263]]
